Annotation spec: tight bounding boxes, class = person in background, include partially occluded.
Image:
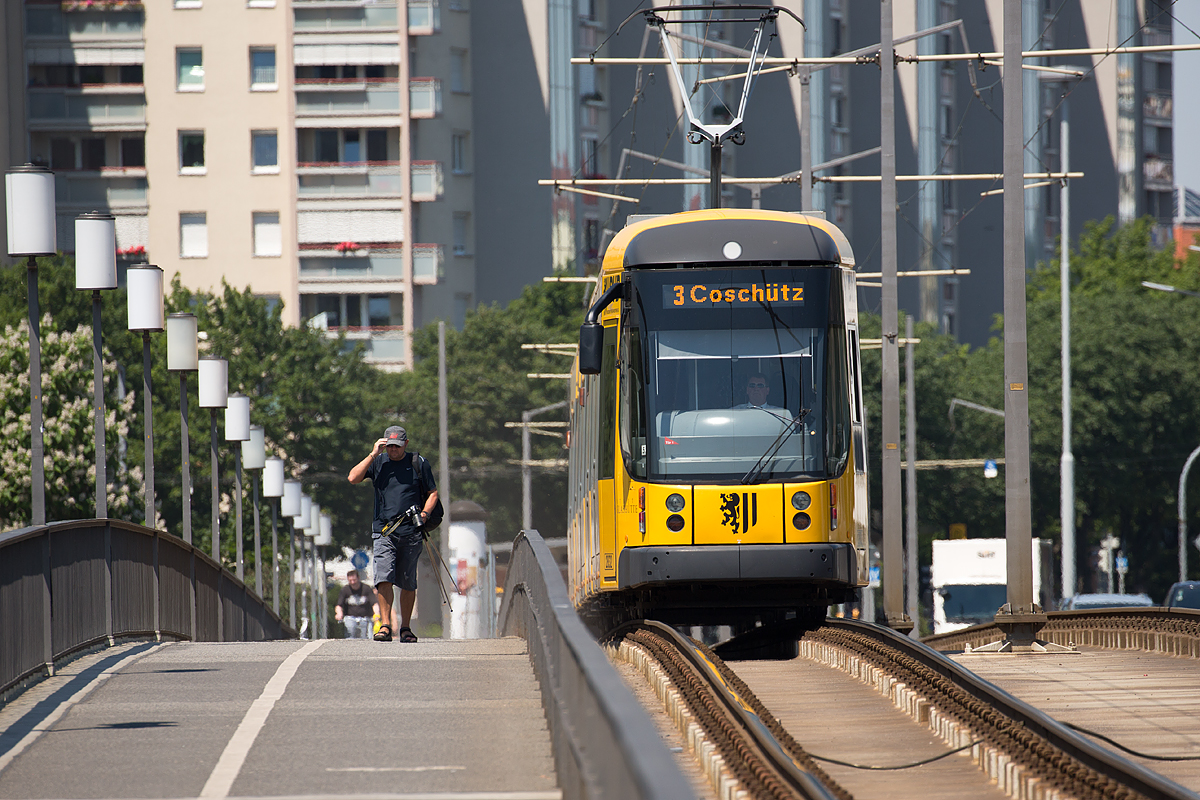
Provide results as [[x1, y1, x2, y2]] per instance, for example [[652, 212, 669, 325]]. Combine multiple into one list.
[[334, 569, 378, 639], [733, 373, 787, 412]]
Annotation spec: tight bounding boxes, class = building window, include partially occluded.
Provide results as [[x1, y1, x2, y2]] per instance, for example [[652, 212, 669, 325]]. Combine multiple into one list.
[[450, 49, 469, 93], [250, 48, 277, 90], [368, 294, 393, 327], [253, 212, 282, 257], [175, 0, 202, 8], [453, 212, 470, 255], [451, 132, 468, 173], [119, 64, 143, 84], [120, 137, 145, 168], [180, 213, 208, 258], [81, 138, 106, 171], [367, 129, 388, 161], [251, 130, 278, 172], [177, 48, 204, 91], [179, 131, 205, 174], [580, 137, 598, 177], [583, 218, 600, 260]]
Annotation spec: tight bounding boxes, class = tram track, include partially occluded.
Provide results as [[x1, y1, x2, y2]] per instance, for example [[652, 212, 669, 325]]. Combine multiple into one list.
[[605, 618, 1198, 800]]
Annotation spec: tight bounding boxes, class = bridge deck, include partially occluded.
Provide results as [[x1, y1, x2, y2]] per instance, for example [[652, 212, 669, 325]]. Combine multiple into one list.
[[0, 639, 559, 800], [953, 647, 1200, 793]]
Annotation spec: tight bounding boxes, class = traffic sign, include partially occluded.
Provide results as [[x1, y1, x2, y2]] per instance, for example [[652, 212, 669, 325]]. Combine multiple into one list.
[[1115, 556, 1128, 574], [983, 459, 998, 479], [351, 549, 369, 570], [869, 565, 881, 587]]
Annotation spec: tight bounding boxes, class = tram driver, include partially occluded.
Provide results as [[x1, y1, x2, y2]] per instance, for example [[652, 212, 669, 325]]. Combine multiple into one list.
[[732, 373, 788, 414]]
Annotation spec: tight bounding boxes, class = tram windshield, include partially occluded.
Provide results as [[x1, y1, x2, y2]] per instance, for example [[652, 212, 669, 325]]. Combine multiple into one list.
[[621, 266, 851, 484]]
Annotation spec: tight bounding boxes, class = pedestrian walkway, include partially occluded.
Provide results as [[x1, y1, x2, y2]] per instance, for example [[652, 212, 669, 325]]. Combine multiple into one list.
[[0, 638, 560, 800]]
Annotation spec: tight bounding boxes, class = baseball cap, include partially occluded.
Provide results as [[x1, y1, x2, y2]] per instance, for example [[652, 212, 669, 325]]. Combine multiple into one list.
[[384, 426, 407, 445]]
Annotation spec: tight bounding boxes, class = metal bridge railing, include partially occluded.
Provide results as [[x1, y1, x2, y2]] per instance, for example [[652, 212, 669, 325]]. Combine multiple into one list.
[[1, 519, 296, 698], [499, 530, 693, 800]]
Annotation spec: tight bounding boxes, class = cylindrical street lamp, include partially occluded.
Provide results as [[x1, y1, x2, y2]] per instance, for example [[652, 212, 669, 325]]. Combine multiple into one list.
[[198, 356, 228, 563], [166, 313, 198, 543], [127, 264, 164, 527], [6, 164, 56, 526], [226, 393, 251, 580], [293, 512, 309, 637], [75, 212, 117, 519], [282, 479, 302, 628], [263, 457, 285, 614], [243, 425, 266, 596]]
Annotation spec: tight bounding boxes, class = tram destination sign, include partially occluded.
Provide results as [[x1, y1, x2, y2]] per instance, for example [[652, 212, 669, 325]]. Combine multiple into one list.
[[664, 281, 805, 309]]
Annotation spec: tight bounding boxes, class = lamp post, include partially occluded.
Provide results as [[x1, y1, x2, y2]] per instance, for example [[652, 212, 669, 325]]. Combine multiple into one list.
[[294, 512, 309, 638], [226, 393, 251, 580], [75, 213, 118, 519], [317, 513, 332, 638], [308, 500, 321, 637], [6, 165, 56, 526], [127, 264, 164, 527], [166, 313, 198, 543], [282, 479, 302, 627], [263, 457, 285, 613], [198, 357, 228, 562], [243, 425, 266, 596]]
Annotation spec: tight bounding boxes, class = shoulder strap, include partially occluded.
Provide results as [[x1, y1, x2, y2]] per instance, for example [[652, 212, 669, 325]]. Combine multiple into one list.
[[413, 452, 427, 494]]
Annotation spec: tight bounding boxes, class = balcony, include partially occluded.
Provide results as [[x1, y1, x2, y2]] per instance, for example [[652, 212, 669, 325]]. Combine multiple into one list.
[[350, 329, 406, 365], [28, 92, 146, 128], [410, 161, 442, 201], [54, 171, 147, 206], [297, 162, 403, 197], [412, 244, 443, 283], [409, 78, 441, 118], [294, 77, 399, 92], [300, 253, 404, 279], [1144, 156, 1173, 188], [407, 0, 439, 34], [26, 4, 144, 39], [293, 3, 398, 32], [295, 88, 400, 116], [1144, 92, 1172, 121]]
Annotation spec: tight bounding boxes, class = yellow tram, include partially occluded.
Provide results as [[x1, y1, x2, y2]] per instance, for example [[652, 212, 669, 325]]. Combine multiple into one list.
[[567, 208, 869, 628]]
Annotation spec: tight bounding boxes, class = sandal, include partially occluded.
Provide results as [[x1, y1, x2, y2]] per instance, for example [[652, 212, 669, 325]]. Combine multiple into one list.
[[373, 624, 393, 642], [398, 627, 418, 643]]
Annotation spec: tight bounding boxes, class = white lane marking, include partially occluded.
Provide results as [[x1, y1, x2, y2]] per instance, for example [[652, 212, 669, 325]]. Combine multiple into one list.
[[199, 640, 324, 798], [326, 767, 467, 772], [0, 644, 158, 775]]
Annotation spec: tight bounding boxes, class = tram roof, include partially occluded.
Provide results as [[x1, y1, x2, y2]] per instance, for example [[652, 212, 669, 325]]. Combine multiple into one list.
[[601, 209, 855, 276]]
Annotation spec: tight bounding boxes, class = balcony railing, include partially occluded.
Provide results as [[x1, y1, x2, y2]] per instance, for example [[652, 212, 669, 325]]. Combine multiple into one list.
[[1144, 92, 1172, 120], [409, 78, 441, 118], [300, 254, 404, 278], [294, 77, 399, 91], [408, 0, 439, 34], [29, 93, 146, 124], [413, 244, 443, 283], [54, 173, 147, 205], [298, 164, 403, 197], [295, 88, 400, 115], [26, 5, 144, 38], [1144, 156, 1173, 187], [411, 161, 443, 201], [293, 4, 398, 31]]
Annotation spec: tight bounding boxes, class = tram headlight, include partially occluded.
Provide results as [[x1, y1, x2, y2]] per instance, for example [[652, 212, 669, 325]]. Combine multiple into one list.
[[793, 512, 812, 530], [666, 514, 685, 532], [665, 493, 686, 512], [791, 491, 812, 511]]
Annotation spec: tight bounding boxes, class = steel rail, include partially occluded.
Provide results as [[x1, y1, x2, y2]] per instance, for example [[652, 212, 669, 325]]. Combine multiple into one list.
[[922, 607, 1200, 658], [609, 620, 845, 800], [819, 619, 1196, 800]]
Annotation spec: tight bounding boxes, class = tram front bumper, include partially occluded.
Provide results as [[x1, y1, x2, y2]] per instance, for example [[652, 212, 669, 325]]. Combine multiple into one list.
[[617, 543, 856, 589]]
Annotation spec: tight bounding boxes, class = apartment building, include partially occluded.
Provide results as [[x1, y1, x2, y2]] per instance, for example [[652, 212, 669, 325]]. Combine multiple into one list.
[[2, 0, 476, 371]]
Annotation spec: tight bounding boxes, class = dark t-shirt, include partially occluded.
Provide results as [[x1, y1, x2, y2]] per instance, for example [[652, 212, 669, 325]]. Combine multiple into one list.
[[365, 451, 437, 535], [337, 583, 376, 617]]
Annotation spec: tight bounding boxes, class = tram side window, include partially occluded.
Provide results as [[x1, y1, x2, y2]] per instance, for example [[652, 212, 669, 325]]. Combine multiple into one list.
[[619, 326, 648, 479], [825, 327, 851, 477], [598, 326, 617, 479]]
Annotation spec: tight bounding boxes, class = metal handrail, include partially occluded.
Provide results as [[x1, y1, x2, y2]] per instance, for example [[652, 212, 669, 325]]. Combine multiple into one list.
[[498, 530, 693, 800], [1, 519, 296, 698]]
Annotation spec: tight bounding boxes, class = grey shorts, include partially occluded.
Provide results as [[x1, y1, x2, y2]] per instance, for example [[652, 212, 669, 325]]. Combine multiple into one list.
[[372, 532, 421, 591]]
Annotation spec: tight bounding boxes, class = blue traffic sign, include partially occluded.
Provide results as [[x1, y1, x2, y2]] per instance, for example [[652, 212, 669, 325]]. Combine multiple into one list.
[[351, 549, 370, 570]]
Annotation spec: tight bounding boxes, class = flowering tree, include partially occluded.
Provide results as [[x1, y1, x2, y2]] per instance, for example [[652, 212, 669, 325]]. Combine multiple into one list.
[[0, 317, 140, 529]]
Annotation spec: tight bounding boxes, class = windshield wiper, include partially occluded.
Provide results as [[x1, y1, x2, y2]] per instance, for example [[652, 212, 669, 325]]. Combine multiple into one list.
[[740, 407, 811, 485]]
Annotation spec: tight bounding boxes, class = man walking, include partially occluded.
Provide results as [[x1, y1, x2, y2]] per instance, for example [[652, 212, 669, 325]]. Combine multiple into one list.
[[348, 426, 438, 642], [334, 569, 378, 639]]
